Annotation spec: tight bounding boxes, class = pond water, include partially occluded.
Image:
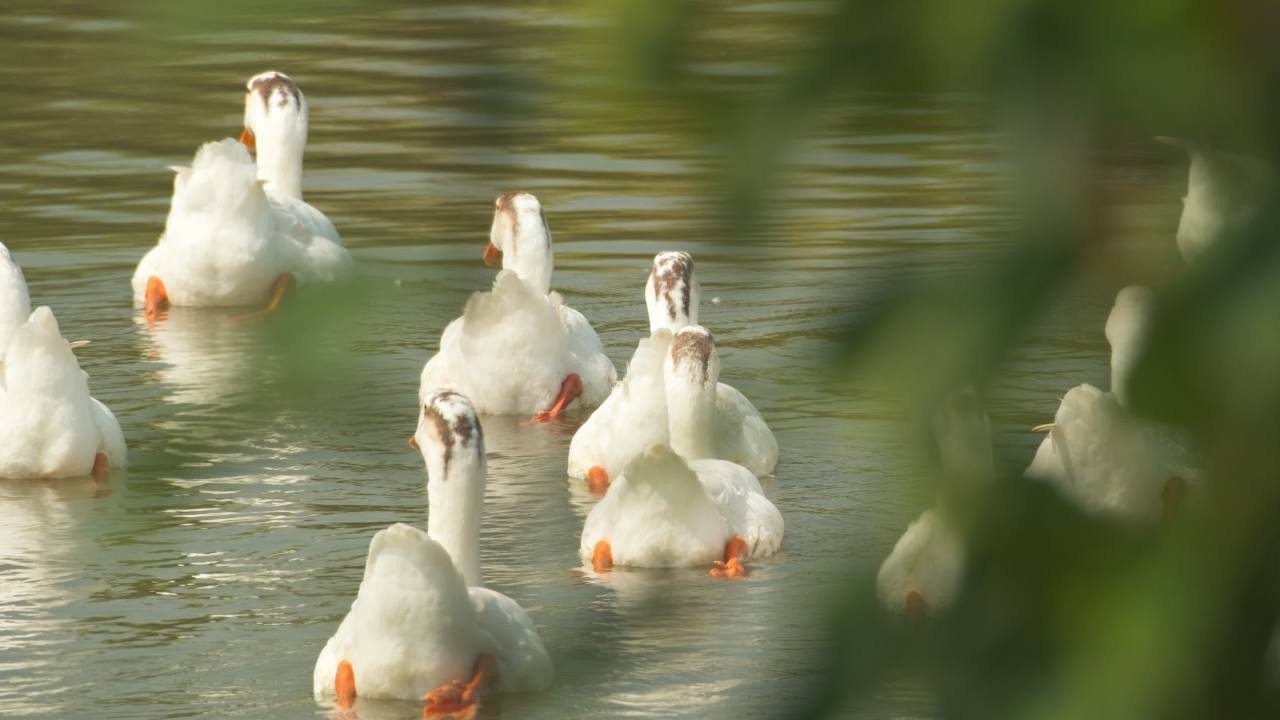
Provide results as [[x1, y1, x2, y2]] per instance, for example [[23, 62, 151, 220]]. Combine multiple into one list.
[[0, 2, 1186, 719]]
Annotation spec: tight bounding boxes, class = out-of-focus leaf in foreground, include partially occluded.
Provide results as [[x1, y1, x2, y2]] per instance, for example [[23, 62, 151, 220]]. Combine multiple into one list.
[[586, 0, 1280, 717]]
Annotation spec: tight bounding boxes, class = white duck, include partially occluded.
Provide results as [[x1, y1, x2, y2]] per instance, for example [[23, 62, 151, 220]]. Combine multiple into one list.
[[1160, 137, 1271, 263], [580, 443, 782, 578], [132, 71, 351, 321], [580, 327, 783, 577], [0, 306, 126, 481], [1, 241, 32, 353], [567, 330, 671, 492], [314, 390, 551, 716], [877, 388, 992, 617], [567, 253, 777, 489], [1025, 286, 1196, 522], [419, 192, 616, 420], [877, 511, 963, 617]]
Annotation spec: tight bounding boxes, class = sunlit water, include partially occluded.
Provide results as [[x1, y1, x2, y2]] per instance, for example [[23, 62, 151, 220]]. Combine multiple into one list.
[[0, 3, 1186, 719]]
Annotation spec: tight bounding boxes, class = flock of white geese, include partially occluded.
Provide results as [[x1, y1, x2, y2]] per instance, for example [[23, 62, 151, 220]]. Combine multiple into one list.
[[0, 71, 1243, 716]]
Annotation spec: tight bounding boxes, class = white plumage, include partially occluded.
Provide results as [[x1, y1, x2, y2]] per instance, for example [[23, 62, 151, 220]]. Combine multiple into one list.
[[876, 510, 965, 615], [419, 192, 615, 415], [312, 524, 552, 702], [0, 306, 126, 479], [314, 391, 551, 705], [579, 444, 782, 568], [567, 332, 671, 481], [1026, 286, 1196, 522], [1165, 139, 1271, 263], [569, 253, 777, 480], [876, 388, 992, 616], [132, 71, 351, 309]]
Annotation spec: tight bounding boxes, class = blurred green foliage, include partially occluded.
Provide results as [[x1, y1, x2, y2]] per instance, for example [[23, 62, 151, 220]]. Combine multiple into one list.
[[589, 0, 1280, 717]]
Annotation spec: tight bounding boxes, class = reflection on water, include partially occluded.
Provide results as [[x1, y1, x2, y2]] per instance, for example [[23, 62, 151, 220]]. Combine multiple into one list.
[[0, 477, 115, 716], [0, 1, 1185, 719], [137, 308, 259, 407]]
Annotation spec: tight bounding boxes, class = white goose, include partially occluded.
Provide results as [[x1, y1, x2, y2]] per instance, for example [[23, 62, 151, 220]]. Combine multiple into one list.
[[567, 252, 777, 489], [314, 390, 552, 715], [132, 71, 351, 321], [419, 192, 616, 419], [1025, 286, 1196, 521], [1161, 137, 1271, 263], [1, 242, 124, 481], [580, 327, 783, 578], [0, 307, 126, 482], [877, 388, 992, 617]]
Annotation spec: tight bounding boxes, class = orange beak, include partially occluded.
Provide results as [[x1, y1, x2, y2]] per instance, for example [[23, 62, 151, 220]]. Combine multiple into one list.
[[483, 242, 502, 267], [239, 128, 256, 152], [408, 434, 419, 449]]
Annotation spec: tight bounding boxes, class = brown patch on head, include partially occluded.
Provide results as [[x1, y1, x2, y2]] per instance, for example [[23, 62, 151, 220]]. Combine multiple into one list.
[[247, 72, 301, 113], [494, 191, 523, 257], [422, 402, 455, 473], [422, 389, 483, 477], [494, 191, 527, 211], [650, 252, 694, 321], [491, 191, 546, 258], [450, 410, 475, 448], [670, 327, 714, 382]]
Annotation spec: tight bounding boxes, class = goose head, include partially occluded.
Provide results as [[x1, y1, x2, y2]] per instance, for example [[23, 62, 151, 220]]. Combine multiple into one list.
[[663, 325, 721, 461], [240, 71, 308, 199], [1104, 285, 1155, 410], [413, 389, 487, 586], [646, 251, 700, 335], [486, 191, 554, 295]]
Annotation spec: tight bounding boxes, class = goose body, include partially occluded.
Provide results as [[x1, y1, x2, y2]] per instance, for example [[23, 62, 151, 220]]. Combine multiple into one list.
[[419, 192, 615, 417], [579, 444, 783, 568], [132, 71, 350, 310], [877, 510, 964, 615], [568, 253, 777, 481], [1166, 139, 1271, 263], [1026, 287, 1195, 521], [708, 383, 779, 478], [580, 326, 783, 572], [567, 332, 670, 481], [312, 525, 551, 702], [1026, 383, 1193, 521], [0, 307, 125, 479], [314, 391, 550, 709], [568, 330, 777, 481], [876, 388, 993, 616]]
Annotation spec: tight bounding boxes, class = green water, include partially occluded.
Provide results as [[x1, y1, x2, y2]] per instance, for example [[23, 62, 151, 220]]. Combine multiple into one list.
[[0, 2, 1187, 718]]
